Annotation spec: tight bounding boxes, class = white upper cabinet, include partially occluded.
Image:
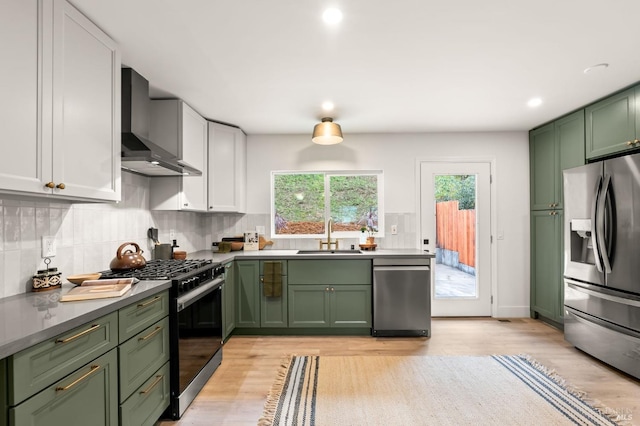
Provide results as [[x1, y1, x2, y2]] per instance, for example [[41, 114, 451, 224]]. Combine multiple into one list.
[[208, 122, 246, 213], [149, 100, 208, 211], [0, 0, 121, 201]]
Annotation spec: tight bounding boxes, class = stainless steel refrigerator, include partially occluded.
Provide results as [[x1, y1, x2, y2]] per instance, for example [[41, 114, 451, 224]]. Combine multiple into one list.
[[563, 152, 640, 379]]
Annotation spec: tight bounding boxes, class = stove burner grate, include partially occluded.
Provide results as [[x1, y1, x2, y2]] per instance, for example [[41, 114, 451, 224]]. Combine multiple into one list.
[[99, 259, 213, 280]]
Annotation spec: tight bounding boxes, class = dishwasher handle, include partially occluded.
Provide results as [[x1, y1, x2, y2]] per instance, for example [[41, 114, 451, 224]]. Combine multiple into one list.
[[373, 266, 430, 272]]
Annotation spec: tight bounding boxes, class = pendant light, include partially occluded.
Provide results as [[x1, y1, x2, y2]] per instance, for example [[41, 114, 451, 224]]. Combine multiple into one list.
[[312, 117, 343, 145]]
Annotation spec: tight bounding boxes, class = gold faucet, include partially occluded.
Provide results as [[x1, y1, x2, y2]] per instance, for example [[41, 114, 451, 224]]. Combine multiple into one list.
[[319, 218, 339, 250]]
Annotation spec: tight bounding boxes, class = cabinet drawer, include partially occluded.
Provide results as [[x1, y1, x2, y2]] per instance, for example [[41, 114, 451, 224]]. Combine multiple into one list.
[[119, 291, 169, 343], [119, 361, 170, 426], [118, 317, 170, 403], [288, 260, 371, 284], [9, 348, 118, 426], [8, 311, 118, 405]]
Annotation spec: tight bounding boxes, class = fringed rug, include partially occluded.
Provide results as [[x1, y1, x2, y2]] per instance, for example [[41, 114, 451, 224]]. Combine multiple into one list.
[[259, 355, 623, 426]]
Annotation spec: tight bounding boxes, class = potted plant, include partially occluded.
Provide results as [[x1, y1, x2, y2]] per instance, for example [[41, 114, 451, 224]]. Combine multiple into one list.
[[361, 226, 377, 244]]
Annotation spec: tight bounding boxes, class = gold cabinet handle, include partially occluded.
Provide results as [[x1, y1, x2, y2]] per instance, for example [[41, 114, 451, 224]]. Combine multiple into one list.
[[139, 374, 164, 395], [260, 277, 264, 283], [45, 182, 55, 189], [627, 140, 635, 146], [55, 365, 100, 392], [325, 287, 329, 292], [635, 139, 640, 145], [138, 326, 163, 341], [137, 296, 161, 308], [56, 183, 65, 189], [56, 324, 101, 344]]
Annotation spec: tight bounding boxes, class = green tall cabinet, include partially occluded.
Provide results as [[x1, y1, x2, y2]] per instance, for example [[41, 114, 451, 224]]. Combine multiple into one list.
[[529, 110, 585, 325]]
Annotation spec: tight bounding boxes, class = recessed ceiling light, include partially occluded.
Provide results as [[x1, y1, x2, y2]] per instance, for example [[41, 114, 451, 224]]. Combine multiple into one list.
[[322, 8, 343, 25], [583, 63, 609, 74], [527, 98, 543, 108], [322, 101, 335, 111]]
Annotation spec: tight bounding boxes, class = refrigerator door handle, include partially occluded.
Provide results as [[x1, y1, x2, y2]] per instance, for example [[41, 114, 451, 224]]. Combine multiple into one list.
[[597, 175, 612, 274], [591, 176, 604, 273]]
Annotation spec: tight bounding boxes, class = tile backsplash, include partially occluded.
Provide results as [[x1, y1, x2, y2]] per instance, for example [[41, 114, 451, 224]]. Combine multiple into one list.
[[0, 172, 208, 298], [0, 172, 418, 298]]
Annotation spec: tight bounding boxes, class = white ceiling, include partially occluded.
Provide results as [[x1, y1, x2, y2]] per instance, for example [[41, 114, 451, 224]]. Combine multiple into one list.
[[73, 0, 640, 135]]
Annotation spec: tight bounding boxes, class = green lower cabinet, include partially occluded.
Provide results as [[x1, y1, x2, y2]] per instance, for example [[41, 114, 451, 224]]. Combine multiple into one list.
[[9, 348, 118, 426], [222, 262, 236, 341], [118, 317, 170, 403], [531, 209, 563, 323], [331, 285, 371, 327], [118, 291, 169, 344], [8, 311, 118, 406], [119, 361, 170, 426], [236, 260, 288, 328], [261, 275, 288, 327], [288, 285, 331, 327], [1, 358, 6, 426], [236, 261, 261, 328], [288, 285, 371, 328]]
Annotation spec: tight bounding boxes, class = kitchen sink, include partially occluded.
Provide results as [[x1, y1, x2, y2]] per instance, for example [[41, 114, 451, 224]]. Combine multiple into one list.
[[296, 249, 362, 254]]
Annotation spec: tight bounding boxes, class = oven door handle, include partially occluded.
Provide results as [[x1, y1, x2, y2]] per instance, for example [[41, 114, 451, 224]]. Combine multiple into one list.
[[177, 277, 224, 312]]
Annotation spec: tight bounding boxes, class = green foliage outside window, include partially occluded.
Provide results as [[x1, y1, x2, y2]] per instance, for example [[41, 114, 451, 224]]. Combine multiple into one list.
[[434, 175, 476, 210]]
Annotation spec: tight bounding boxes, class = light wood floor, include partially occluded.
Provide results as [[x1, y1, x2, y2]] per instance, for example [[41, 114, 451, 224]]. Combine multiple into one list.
[[158, 318, 640, 425]]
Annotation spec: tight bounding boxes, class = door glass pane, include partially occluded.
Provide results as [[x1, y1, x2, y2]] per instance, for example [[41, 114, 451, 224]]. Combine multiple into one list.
[[434, 174, 478, 299]]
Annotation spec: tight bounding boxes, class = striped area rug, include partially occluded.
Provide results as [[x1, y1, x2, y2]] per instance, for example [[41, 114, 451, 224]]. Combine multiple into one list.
[[259, 355, 623, 426]]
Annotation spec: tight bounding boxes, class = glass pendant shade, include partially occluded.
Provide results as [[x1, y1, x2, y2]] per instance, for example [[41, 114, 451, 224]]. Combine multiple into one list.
[[312, 117, 343, 145]]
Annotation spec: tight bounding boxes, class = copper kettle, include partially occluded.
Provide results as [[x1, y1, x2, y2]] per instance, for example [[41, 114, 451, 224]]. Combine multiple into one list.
[[110, 242, 147, 271]]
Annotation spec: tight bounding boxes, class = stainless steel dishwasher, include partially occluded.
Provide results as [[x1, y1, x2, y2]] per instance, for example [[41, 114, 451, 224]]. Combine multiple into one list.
[[372, 257, 431, 337]]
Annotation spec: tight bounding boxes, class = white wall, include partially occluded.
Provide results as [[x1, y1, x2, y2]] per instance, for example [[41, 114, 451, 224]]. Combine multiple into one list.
[[246, 131, 531, 317]]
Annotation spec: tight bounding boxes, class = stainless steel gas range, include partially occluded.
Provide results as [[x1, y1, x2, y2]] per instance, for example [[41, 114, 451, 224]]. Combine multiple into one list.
[[100, 259, 225, 419]]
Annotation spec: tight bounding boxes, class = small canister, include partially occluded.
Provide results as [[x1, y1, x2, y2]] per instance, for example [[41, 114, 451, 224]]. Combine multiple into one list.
[[32, 258, 62, 292], [173, 250, 187, 260]]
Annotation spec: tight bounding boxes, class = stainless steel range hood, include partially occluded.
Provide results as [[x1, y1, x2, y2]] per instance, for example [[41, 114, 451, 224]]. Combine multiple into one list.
[[121, 68, 201, 176]]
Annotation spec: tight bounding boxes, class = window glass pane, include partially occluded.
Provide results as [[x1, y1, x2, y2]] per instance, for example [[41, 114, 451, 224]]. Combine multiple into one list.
[[274, 173, 325, 235], [329, 175, 378, 232]]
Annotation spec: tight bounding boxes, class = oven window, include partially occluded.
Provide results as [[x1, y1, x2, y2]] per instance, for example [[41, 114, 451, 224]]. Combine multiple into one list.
[[177, 288, 222, 393]]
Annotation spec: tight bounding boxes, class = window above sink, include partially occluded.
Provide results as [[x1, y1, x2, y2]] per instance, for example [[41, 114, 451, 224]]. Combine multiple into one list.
[[271, 170, 384, 239]]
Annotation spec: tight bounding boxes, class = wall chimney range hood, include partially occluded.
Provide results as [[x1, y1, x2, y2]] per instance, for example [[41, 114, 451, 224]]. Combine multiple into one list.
[[121, 68, 201, 176]]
